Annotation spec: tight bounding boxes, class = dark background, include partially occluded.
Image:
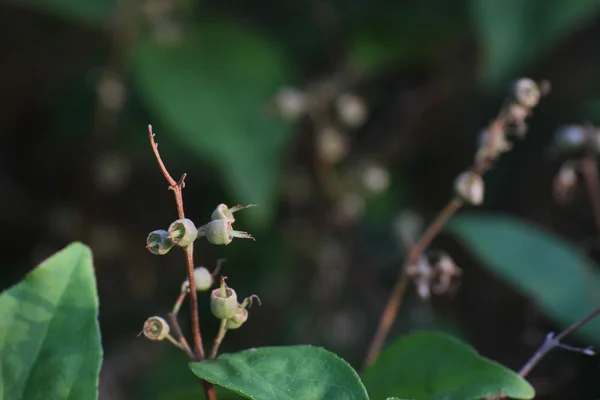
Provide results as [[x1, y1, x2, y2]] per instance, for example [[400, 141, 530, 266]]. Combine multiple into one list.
[[2, 0, 600, 399]]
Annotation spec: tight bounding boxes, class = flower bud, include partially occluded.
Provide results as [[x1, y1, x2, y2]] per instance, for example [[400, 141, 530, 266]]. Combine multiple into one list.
[[198, 218, 254, 245], [554, 162, 579, 205], [274, 87, 307, 120], [210, 278, 238, 319], [454, 171, 484, 206], [146, 230, 173, 255], [168, 218, 198, 247], [335, 93, 368, 128], [211, 204, 255, 223], [181, 267, 214, 292], [225, 307, 248, 330], [142, 316, 170, 340], [513, 78, 541, 108]]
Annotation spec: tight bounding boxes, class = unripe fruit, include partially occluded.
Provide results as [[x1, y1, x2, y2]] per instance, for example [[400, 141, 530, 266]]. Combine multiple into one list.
[[142, 316, 170, 340], [168, 218, 198, 247], [146, 230, 173, 255], [211, 279, 238, 319], [181, 267, 214, 292], [225, 307, 248, 330]]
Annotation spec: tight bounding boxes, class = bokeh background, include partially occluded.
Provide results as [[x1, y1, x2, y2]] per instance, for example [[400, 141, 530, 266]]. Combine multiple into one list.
[[2, 0, 600, 399]]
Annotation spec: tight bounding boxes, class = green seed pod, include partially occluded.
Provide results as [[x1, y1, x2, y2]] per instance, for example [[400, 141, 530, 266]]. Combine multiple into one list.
[[168, 218, 198, 247], [181, 267, 214, 292], [198, 219, 254, 246], [146, 230, 173, 255], [142, 316, 170, 340], [211, 204, 256, 223], [210, 279, 238, 319], [225, 307, 248, 330]]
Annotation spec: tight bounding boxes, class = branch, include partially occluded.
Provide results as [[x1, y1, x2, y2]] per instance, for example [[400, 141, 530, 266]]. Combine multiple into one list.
[[518, 307, 600, 377]]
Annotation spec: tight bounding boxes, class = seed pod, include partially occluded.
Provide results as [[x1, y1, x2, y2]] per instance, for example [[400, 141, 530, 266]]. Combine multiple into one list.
[[211, 204, 255, 223], [168, 218, 198, 247], [225, 307, 249, 330], [198, 218, 254, 245], [210, 278, 238, 319], [181, 267, 214, 292], [142, 316, 170, 341], [146, 230, 173, 255]]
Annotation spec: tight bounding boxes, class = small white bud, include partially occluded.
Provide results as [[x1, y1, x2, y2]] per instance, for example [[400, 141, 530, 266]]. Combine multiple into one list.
[[454, 171, 484, 205], [274, 87, 307, 120], [335, 93, 368, 128], [316, 126, 348, 164], [554, 125, 587, 153], [513, 78, 541, 108], [553, 162, 578, 205]]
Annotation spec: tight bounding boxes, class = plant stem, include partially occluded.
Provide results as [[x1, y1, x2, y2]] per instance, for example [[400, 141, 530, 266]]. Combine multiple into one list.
[[518, 306, 600, 377], [363, 197, 464, 368], [168, 312, 195, 360], [148, 125, 213, 400], [210, 319, 229, 359]]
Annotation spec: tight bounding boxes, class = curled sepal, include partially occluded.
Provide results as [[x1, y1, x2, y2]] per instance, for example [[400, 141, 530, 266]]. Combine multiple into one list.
[[240, 294, 261, 309], [142, 316, 170, 341], [210, 277, 238, 319], [198, 219, 254, 245], [454, 171, 484, 206], [211, 203, 256, 223], [225, 307, 248, 330], [181, 267, 214, 292], [168, 218, 198, 247], [146, 230, 173, 255]]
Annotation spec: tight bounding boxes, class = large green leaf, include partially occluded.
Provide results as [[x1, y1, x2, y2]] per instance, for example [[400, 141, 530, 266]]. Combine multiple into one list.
[[446, 213, 600, 345], [189, 345, 369, 400], [470, 0, 600, 87], [7, 0, 115, 28], [0, 242, 102, 400], [134, 22, 295, 224], [364, 332, 534, 400]]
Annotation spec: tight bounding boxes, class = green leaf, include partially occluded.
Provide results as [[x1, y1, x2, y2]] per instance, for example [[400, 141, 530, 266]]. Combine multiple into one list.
[[8, 0, 116, 28], [189, 345, 369, 400], [470, 0, 600, 87], [364, 332, 534, 400], [134, 22, 295, 224], [446, 213, 600, 345], [0, 242, 102, 400]]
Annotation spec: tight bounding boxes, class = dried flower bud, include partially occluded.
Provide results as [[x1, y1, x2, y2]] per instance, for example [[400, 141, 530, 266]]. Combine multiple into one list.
[[454, 171, 484, 205], [554, 162, 579, 205], [335, 93, 368, 128], [274, 87, 307, 120], [211, 204, 255, 223], [210, 278, 238, 319], [181, 267, 214, 292], [406, 256, 434, 300], [142, 316, 170, 341], [146, 229, 173, 255], [198, 218, 254, 245], [168, 218, 198, 247], [432, 253, 461, 294], [513, 78, 541, 108]]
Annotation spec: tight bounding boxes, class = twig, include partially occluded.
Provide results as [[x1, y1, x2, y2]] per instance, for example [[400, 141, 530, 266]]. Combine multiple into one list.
[[363, 197, 463, 368], [168, 312, 195, 360], [148, 125, 214, 400], [210, 319, 229, 359], [518, 306, 600, 377]]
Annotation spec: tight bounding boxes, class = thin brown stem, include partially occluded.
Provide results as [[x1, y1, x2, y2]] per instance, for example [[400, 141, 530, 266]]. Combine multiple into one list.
[[148, 126, 213, 399], [167, 312, 195, 360], [210, 319, 229, 359], [580, 153, 600, 232], [518, 306, 600, 377], [185, 244, 205, 359], [363, 197, 464, 368]]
